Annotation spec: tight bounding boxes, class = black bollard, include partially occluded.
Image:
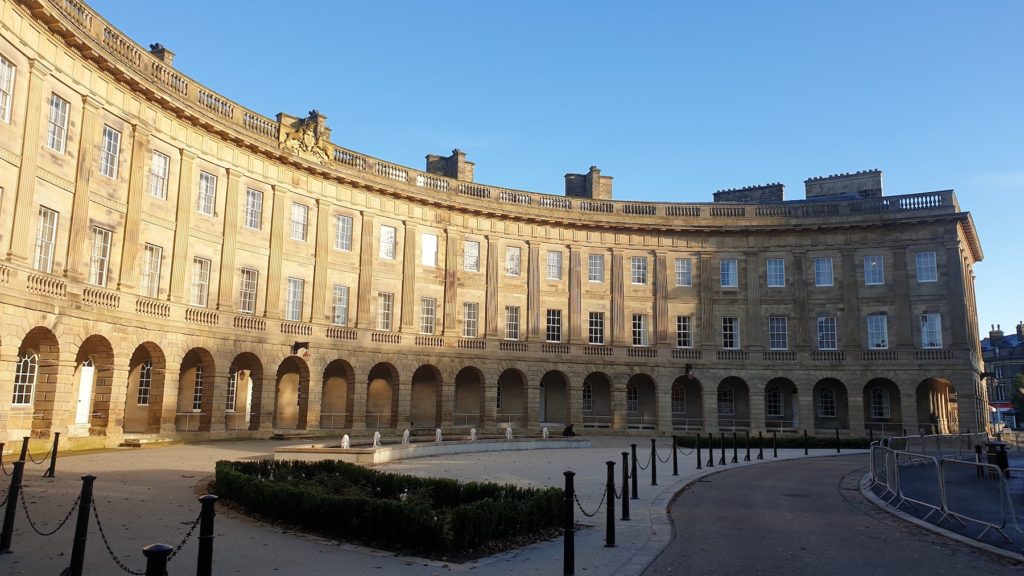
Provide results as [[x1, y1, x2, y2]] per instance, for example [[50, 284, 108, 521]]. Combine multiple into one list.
[[803, 429, 809, 456], [696, 433, 702, 470], [143, 543, 173, 576], [630, 444, 638, 500], [68, 475, 96, 576], [731, 432, 738, 464], [620, 452, 630, 521], [772, 430, 778, 458], [605, 461, 615, 548], [672, 436, 679, 476], [197, 494, 218, 576], [757, 431, 764, 460], [43, 432, 60, 479], [650, 438, 658, 486], [869, 427, 874, 443], [719, 433, 726, 466], [744, 430, 751, 462], [835, 428, 841, 454], [706, 433, 715, 468], [0, 460, 25, 553], [903, 428, 907, 437], [18, 436, 29, 462], [563, 471, 575, 576]]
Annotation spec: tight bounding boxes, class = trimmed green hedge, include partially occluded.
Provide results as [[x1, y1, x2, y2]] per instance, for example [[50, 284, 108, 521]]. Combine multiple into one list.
[[214, 459, 563, 556], [674, 434, 874, 450]]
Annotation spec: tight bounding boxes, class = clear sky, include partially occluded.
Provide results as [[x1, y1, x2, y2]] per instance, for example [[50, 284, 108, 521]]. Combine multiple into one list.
[[87, 0, 1023, 339]]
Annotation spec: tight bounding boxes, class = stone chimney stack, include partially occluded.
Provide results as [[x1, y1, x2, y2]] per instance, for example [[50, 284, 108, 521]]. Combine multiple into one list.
[[148, 43, 175, 66], [1017, 321, 1023, 339], [990, 324, 1005, 345], [804, 169, 883, 200], [564, 166, 613, 200], [425, 149, 474, 182]]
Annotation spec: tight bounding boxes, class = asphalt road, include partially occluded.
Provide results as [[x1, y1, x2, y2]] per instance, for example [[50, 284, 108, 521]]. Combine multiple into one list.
[[644, 455, 1021, 576]]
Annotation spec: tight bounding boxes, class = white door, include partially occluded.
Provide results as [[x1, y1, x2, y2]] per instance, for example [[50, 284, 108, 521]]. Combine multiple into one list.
[[245, 375, 254, 424], [76, 359, 95, 425]]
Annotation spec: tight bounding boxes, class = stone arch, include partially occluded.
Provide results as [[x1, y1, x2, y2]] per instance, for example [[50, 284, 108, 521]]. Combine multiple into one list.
[[177, 348, 216, 432], [410, 364, 442, 428], [813, 378, 849, 431], [864, 378, 902, 436], [540, 370, 569, 425], [71, 335, 115, 436], [626, 373, 657, 430], [497, 368, 527, 428], [916, 377, 956, 435], [14, 327, 60, 437], [275, 356, 311, 429], [671, 374, 703, 431], [124, 342, 167, 434], [717, 376, 750, 431], [367, 362, 399, 429], [228, 352, 263, 432], [454, 366, 485, 428], [582, 372, 612, 429], [764, 377, 799, 431], [321, 359, 355, 430]]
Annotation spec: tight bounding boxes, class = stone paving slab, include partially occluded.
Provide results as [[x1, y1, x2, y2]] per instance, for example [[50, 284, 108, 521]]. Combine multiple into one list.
[[0, 436, 865, 575]]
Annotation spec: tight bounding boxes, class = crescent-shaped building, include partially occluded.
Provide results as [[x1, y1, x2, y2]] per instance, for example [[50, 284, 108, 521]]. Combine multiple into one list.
[[0, 0, 986, 451]]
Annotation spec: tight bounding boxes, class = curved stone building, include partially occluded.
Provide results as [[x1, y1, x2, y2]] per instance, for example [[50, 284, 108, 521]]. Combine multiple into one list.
[[0, 0, 987, 451]]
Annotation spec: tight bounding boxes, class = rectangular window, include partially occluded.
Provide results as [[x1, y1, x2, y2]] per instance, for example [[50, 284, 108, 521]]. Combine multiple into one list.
[[420, 297, 437, 335], [238, 268, 258, 314], [720, 258, 738, 288], [33, 206, 59, 273], [768, 316, 788, 350], [244, 188, 263, 230], [505, 246, 521, 276], [192, 364, 204, 412], [817, 390, 836, 418], [149, 152, 169, 199], [632, 314, 649, 347], [867, 314, 888, 349], [864, 255, 884, 285], [0, 55, 14, 123], [140, 244, 162, 298], [547, 251, 563, 280], [583, 383, 593, 412], [916, 251, 937, 283], [137, 361, 153, 406], [675, 258, 692, 287], [722, 317, 739, 349], [225, 369, 237, 412], [814, 257, 834, 287], [46, 93, 69, 153], [505, 305, 521, 340], [376, 292, 393, 331], [464, 240, 480, 272], [87, 226, 112, 287], [765, 387, 783, 417], [190, 257, 211, 307], [332, 285, 350, 326], [99, 125, 121, 179], [197, 171, 217, 216], [589, 312, 605, 345], [817, 316, 837, 350], [630, 256, 648, 284], [767, 258, 785, 288], [379, 225, 396, 259], [335, 215, 353, 251], [421, 233, 438, 266], [546, 309, 562, 342], [921, 313, 943, 348], [588, 254, 604, 282], [290, 203, 308, 241], [676, 316, 692, 348], [286, 277, 304, 321], [463, 302, 479, 338]]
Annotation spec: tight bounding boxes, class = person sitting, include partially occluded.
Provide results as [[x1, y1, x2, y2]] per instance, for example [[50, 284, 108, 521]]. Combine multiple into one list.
[[562, 424, 577, 437]]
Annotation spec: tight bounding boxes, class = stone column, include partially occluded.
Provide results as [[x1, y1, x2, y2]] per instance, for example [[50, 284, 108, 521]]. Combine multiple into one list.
[[946, 246, 969, 349], [63, 96, 102, 282], [264, 186, 288, 318], [215, 170, 241, 310], [400, 222, 417, 331], [527, 242, 540, 339], [569, 247, 583, 344], [117, 123, 150, 291], [654, 251, 669, 344], [441, 229, 458, 336], [610, 250, 625, 345], [7, 59, 52, 263], [310, 199, 333, 323], [167, 150, 195, 303], [356, 212, 375, 329], [485, 237, 499, 337]]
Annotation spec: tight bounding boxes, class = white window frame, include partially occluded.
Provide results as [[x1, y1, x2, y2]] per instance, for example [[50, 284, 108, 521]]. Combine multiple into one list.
[[632, 313, 649, 347], [33, 206, 58, 273], [332, 285, 350, 326], [814, 257, 834, 287], [817, 388, 837, 418], [916, 251, 937, 283], [335, 215, 353, 251], [817, 316, 838, 350], [864, 255, 884, 285], [290, 203, 308, 241], [376, 292, 394, 331], [99, 125, 121, 179], [12, 351, 38, 406], [244, 188, 263, 230], [505, 305, 520, 340], [197, 171, 217, 216], [87, 225, 112, 287], [190, 257, 211, 307], [718, 386, 735, 416], [286, 277, 304, 321], [192, 363, 204, 412], [547, 251, 563, 280], [225, 368, 237, 412], [867, 314, 888, 349], [238, 268, 258, 315], [589, 311, 605, 345], [722, 317, 740, 349], [379, 225, 396, 260], [46, 93, 69, 153], [421, 233, 438, 267], [676, 316, 692, 348], [463, 302, 479, 338], [420, 297, 437, 335], [627, 383, 639, 414], [631, 256, 648, 285], [0, 55, 14, 123], [583, 383, 593, 412], [588, 254, 604, 282], [675, 258, 692, 287], [768, 316, 788, 350], [140, 243, 162, 298], [505, 246, 521, 276], [720, 258, 738, 288], [672, 384, 686, 414], [137, 360, 153, 406], [149, 151, 169, 200], [464, 240, 480, 272], [766, 258, 785, 288], [546, 309, 562, 342], [870, 387, 891, 419], [765, 387, 783, 417], [921, 313, 943, 348]]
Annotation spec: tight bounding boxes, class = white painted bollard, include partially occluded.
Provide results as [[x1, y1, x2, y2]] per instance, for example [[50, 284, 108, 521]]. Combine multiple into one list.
[[373, 431, 382, 448], [341, 434, 350, 449], [402, 429, 410, 445], [505, 427, 513, 440], [470, 428, 477, 441], [435, 428, 442, 443], [543, 426, 549, 439]]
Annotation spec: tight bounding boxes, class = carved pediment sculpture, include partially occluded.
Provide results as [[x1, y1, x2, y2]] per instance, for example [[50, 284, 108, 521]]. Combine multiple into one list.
[[278, 109, 334, 165]]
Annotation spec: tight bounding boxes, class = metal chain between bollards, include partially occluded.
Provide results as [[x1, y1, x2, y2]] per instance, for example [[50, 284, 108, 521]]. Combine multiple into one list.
[[91, 498, 146, 576], [613, 485, 622, 500], [26, 444, 54, 466], [167, 510, 202, 560], [19, 489, 80, 537], [676, 440, 697, 456], [0, 457, 9, 476], [573, 486, 608, 518], [635, 451, 653, 471], [655, 447, 672, 463]]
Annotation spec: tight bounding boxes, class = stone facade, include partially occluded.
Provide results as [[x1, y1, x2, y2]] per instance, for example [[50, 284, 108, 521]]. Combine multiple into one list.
[[0, 0, 988, 452], [982, 323, 1024, 428]]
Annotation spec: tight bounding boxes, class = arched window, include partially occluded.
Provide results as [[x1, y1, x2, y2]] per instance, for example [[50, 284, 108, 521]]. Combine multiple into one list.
[[582, 382, 593, 412], [671, 383, 685, 414], [765, 387, 783, 417], [496, 383, 503, 411], [817, 388, 836, 418], [870, 387, 890, 419], [192, 363, 204, 412], [717, 386, 735, 416], [13, 351, 39, 405], [627, 383, 639, 414], [137, 360, 153, 406], [226, 367, 238, 412]]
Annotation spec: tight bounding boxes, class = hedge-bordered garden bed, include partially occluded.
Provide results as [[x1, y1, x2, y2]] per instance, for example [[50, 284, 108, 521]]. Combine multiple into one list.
[[214, 459, 563, 558]]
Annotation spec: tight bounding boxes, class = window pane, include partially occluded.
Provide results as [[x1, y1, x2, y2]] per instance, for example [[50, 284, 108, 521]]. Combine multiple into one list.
[[197, 172, 217, 215], [333, 285, 350, 325], [0, 56, 14, 123], [149, 152, 170, 199], [286, 277, 304, 321], [721, 259, 738, 287], [817, 317, 837, 350], [588, 254, 604, 282], [505, 246, 521, 276], [864, 255, 884, 285], [245, 189, 263, 229], [335, 215, 353, 250], [506, 305, 520, 340], [421, 233, 438, 266], [814, 257, 834, 287], [767, 258, 785, 287], [379, 226, 396, 259], [464, 240, 480, 272], [99, 126, 121, 179], [675, 258, 692, 286], [290, 203, 308, 241], [88, 226, 112, 286], [916, 251, 937, 283]]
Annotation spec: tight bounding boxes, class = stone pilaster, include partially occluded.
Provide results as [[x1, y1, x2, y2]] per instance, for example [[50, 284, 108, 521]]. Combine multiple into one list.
[[7, 59, 52, 263], [167, 150, 195, 303], [310, 199, 333, 322], [892, 248, 911, 347], [64, 96, 102, 282], [216, 170, 241, 310], [569, 247, 582, 343], [699, 252, 715, 346], [442, 229, 458, 336], [654, 251, 669, 344], [527, 242, 540, 339], [792, 251, 809, 349], [610, 250, 624, 345], [400, 222, 417, 330], [264, 186, 288, 318], [356, 212, 375, 329], [840, 250, 859, 347], [485, 237, 498, 337], [118, 124, 150, 291]]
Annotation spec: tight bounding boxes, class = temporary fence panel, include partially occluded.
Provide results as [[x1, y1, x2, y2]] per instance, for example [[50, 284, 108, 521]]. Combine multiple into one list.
[[940, 459, 1011, 542], [892, 452, 943, 520]]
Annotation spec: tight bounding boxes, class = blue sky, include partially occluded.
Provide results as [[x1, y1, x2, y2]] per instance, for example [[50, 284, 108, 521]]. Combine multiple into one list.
[[88, 0, 1023, 339]]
